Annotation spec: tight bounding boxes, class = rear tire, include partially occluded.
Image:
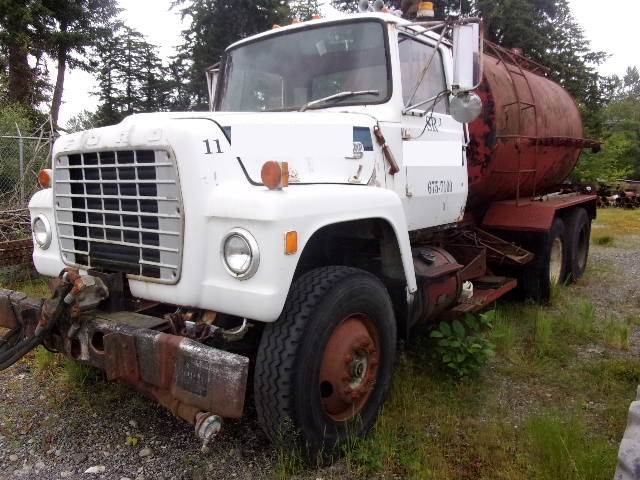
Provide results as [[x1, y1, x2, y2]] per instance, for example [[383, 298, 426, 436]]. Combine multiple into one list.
[[521, 217, 568, 302], [566, 208, 591, 282], [253, 266, 396, 462]]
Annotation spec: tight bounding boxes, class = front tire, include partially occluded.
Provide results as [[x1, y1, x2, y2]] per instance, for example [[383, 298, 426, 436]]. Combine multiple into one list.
[[253, 266, 397, 461]]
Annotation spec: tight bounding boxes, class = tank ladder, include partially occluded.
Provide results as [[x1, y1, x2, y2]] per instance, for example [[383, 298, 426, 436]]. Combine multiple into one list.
[[484, 41, 542, 205]]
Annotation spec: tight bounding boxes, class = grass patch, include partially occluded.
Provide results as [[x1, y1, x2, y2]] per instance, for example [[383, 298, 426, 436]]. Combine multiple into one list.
[[273, 420, 307, 479], [33, 346, 57, 371], [344, 363, 511, 479], [525, 413, 616, 480], [601, 316, 630, 350], [60, 358, 104, 387], [594, 235, 615, 246], [594, 209, 640, 237], [490, 308, 519, 360], [1, 275, 50, 297]]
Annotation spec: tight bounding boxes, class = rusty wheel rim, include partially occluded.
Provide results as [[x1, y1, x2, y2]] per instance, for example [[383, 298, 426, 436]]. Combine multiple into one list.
[[319, 313, 380, 422], [549, 237, 564, 285]]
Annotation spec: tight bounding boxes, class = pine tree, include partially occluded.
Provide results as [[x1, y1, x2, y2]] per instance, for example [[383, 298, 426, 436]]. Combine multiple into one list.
[[93, 26, 171, 126], [42, 0, 120, 127], [0, 0, 50, 109], [170, 0, 291, 110], [331, 0, 359, 13], [290, 0, 321, 21]]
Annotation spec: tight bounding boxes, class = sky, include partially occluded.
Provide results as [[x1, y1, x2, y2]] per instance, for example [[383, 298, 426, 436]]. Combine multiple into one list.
[[56, 0, 640, 125]]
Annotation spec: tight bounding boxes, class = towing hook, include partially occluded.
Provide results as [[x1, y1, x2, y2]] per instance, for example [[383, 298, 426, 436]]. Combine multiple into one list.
[[195, 412, 223, 453]]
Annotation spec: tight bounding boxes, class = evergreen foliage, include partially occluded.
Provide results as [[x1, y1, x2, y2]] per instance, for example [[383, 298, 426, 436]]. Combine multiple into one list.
[[93, 26, 173, 126], [41, 0, 120, 126], [170, 0, 291, 110], [575, 67, 640, 183]]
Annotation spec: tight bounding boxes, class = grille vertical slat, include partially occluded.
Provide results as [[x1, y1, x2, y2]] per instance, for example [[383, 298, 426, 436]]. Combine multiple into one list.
[[54, 150, 183, 283]]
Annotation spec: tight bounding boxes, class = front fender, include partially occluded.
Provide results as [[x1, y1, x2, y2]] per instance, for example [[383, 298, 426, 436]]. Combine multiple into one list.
[[207, 182, 417, 292], [130, 184, 416, 322]]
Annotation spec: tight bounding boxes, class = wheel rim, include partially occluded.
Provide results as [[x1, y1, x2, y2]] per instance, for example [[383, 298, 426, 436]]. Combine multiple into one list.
[[549, 237, 564, 285], [319, 313, 380, 422]]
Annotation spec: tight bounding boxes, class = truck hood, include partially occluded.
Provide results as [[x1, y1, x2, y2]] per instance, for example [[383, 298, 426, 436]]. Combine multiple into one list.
[[209, 111, 379, 185], [54, 111, 381, 186]]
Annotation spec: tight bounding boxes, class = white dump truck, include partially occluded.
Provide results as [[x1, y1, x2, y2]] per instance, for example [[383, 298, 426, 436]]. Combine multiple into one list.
[[1, 8, 599, 459]]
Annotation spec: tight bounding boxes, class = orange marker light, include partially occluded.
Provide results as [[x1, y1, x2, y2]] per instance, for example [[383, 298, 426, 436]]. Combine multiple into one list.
[[38, 169, 53, 188], [285, 231, 298, 255], [260, 161, 289, 190], [417, 1, 435, 18]]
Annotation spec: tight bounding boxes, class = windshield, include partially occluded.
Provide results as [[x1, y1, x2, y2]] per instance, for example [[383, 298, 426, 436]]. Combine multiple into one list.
[[217, 20, 390, 112]]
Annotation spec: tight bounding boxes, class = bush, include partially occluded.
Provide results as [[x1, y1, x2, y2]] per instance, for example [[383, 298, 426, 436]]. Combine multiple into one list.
[[430, 312, 495, 378], [594, 235, 615, 246]]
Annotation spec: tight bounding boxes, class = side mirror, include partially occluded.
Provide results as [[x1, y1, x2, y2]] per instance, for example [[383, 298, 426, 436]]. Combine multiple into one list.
[[451, 21, 482, 93], [206, 63, 220, 112], [450, 92, 483, 124], [450, 20, 483, 123]]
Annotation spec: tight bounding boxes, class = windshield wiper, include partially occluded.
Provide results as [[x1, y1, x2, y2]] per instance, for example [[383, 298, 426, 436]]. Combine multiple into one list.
[[299, 90, 380, 112]]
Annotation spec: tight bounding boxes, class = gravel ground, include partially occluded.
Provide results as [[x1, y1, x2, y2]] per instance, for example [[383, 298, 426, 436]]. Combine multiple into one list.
[[0, 362, 278, 480], [1, 230, 638, 480], [576, 233, 640, 318]]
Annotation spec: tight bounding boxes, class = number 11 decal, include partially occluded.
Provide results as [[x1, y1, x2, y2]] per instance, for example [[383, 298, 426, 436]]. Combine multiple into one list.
[[203, 138, 223, 154]]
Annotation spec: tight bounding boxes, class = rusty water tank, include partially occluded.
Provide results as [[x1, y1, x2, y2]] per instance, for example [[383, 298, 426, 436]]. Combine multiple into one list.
[[466, 44, 595, 208]]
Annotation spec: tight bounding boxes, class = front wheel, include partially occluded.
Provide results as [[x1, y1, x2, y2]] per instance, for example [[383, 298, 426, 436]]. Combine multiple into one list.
[[253, 266, 397, 461]]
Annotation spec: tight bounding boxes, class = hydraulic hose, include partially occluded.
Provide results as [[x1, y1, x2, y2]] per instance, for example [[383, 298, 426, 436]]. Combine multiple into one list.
[[0, 333, 47, 371], [0, 284, 71, 371]]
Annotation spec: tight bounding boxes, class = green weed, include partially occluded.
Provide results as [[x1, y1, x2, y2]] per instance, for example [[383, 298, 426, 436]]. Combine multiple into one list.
[[1, 276, 50, 297], [430, 312, 495, 378], [534, 312, 554, 357], [33, 346, 57, 371], [273, 420, 306, 479], [594, 235, 615, 246], [553, 300, 597, 344], [61, 358, 104, 387], [490, 307, 519, 359], [525, 413, 616, 480], [602, 316, 630, 349], [594, 209, 640, 237]]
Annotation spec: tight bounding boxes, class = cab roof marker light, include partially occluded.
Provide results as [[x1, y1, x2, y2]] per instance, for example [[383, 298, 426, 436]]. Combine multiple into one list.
[[417, 2, 435, 18]]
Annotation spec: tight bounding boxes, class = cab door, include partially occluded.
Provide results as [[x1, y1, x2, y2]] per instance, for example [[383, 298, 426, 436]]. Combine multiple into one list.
[[398, 33, 468, 230]]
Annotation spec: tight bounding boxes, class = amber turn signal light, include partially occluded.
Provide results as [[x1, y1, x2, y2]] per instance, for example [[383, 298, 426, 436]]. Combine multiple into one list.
[[261, 161, 289, 190], [285, 231, 298, 255], [38, 169, 53, 188]]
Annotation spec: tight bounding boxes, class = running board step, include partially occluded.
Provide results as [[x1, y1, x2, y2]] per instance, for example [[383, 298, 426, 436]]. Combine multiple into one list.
[[445, 277, 518, 318]]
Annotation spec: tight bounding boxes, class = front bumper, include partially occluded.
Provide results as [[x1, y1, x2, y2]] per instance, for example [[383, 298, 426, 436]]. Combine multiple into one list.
[[0, 288, 249, 422]]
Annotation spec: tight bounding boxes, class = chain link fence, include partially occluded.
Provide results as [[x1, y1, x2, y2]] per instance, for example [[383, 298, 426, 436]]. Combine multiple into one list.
[[0, 127, 54, 211], [0, 125, 56, 274]]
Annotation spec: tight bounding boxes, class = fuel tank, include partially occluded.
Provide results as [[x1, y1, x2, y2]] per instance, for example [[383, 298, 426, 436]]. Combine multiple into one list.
[[466, 44, 594, 208]]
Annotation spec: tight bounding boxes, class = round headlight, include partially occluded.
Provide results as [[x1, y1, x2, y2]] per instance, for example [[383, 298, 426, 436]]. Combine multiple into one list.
[[32, 215, 52, 249], [221, 228, 259, 279]]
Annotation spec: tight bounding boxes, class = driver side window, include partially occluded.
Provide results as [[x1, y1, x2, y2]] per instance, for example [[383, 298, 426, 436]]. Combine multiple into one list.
[[398, 34, 449, 114]]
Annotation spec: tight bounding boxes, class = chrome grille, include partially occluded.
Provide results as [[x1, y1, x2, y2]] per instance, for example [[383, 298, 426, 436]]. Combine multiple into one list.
[[53, 149, 183, 283]]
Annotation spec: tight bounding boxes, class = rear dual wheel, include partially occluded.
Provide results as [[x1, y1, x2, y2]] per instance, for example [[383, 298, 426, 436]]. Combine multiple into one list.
[[522, 208, 592, 302], [254, 266, 396, 461], [566, 208, 591, 282], [522, 217, 568, 302]]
